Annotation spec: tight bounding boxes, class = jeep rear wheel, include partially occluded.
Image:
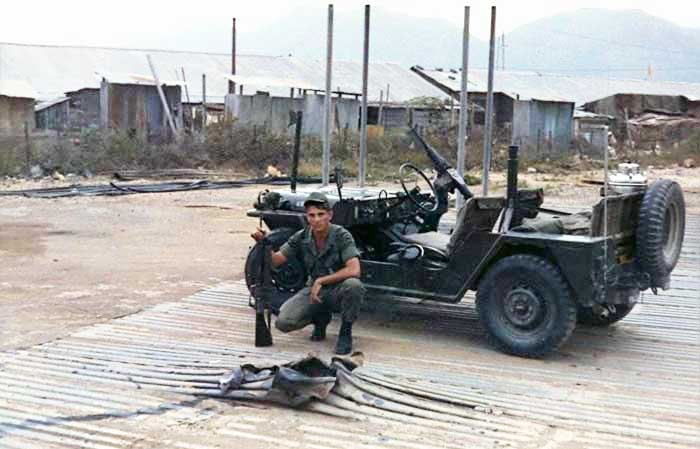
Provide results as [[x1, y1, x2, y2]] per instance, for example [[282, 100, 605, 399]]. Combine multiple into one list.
[[477, 255, 577, 357]]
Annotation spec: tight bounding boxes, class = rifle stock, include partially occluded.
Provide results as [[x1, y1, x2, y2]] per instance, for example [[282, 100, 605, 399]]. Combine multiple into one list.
[[254, 239, 274, 347]]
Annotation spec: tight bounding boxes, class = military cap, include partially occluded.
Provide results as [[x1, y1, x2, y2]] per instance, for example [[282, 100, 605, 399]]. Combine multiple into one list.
[[303, 191, 331, 209]]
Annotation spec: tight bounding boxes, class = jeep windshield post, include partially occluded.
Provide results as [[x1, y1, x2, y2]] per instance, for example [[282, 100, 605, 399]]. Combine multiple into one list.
[[245, 127, 685, 358]]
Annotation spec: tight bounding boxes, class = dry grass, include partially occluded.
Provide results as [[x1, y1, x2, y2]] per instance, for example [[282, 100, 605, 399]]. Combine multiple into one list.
[[2, 126, 698, 179]]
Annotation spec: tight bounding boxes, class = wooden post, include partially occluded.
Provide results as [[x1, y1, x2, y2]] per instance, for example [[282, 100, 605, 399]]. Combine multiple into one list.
[[146, 55, 178, 137], [24, 122, 31, 175]]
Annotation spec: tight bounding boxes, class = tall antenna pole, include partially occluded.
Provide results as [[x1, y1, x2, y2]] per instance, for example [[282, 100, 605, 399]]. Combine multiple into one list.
[[322, 4, 334, 187], [456, 6, 470, 210], [481, 6, 497, 196], [229, 18, 236, 94], [358, 4, 370, 188]]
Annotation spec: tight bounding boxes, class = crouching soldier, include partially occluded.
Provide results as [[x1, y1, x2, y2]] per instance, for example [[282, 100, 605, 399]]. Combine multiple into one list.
[[250, 192, 365, 354]]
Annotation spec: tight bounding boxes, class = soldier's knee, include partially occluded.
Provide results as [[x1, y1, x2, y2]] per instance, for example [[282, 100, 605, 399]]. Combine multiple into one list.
[[275, 317, 297, 333], [341, 277, 364, 292]]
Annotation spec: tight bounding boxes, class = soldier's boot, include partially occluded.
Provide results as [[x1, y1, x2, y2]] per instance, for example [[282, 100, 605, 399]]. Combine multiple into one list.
[[334, 321, 353, 355], [310, 308, 332, 342]]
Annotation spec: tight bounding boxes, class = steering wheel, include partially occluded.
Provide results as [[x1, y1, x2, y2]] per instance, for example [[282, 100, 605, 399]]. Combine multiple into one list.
[[399, 163, 439, 213]]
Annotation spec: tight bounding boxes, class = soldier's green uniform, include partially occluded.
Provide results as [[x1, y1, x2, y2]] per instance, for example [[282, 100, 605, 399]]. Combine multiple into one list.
[[275, 224, 365, 333]]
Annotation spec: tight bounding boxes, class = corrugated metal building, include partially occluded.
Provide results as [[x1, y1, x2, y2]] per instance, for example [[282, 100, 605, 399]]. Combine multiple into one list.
[[583, 93, 696, 123], [35, 97, 71, 130], [99, 75, 182, 138], [413, 67, 575, 152], [35, 88, 102, 131], [0, 42, 448, 105], [412, 67, 700, 152], [0, 80, 36, 135]]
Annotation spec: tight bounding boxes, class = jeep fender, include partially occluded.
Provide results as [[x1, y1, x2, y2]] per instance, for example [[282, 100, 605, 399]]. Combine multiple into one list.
[[467, 232, 612, 306]]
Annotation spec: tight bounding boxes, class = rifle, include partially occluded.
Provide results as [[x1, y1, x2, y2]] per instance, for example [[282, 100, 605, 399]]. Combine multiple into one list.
[[409, 127, 473, 201], [254, 238, 274, 347]]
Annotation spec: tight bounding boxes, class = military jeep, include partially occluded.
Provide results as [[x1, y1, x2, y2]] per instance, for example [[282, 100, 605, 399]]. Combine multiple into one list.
[[245, 131, 685, 357]]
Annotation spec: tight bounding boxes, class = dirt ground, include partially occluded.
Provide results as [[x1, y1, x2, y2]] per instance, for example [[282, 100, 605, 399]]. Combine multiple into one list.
[[1, 166, 699, 350]]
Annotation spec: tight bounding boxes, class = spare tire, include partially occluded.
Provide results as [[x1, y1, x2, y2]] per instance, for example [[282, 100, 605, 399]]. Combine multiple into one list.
[[636, 179, 685, 283]]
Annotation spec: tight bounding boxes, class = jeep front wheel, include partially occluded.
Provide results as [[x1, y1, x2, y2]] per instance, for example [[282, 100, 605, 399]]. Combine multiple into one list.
[[477, 255, 577, 357]]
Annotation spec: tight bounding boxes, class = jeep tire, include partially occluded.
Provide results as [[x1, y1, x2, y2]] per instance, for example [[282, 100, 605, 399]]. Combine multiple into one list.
[[637, 180, 685, 284], [244, 227, 305, 313], [477, 254, 577, 357]]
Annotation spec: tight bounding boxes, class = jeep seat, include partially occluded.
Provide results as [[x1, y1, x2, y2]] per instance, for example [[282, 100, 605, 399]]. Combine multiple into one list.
[[398, 198, 485, 261]]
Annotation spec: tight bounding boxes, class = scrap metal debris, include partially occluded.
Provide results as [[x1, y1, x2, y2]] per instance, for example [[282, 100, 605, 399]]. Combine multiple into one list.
[[218, 354, 363, 407], [0, 175, 326, 199], [215, 353, 505, 426]]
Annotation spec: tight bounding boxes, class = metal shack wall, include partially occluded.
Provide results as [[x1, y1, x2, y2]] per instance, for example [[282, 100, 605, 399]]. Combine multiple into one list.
[[35, 101, 70, 130], [69, 89, 101, 128], [101, 83, 181, 137], [225, 93, 360, 136], [512, 99, 574, 154], [0, 96, 35, 135], [586, 94, 687, 123], [469, 92, 513, 126]]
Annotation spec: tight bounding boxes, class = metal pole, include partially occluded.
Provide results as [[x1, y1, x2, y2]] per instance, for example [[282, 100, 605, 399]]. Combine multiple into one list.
[[322, 4, 334, 187], [146, 54, 177, 136], [481, 6, 496, 196], [359, 4, 370, 188], [291, 111, 303, 193], [202, 73, 207, 139], [229, 18, 236, 94], [456, 5, 470, 209]]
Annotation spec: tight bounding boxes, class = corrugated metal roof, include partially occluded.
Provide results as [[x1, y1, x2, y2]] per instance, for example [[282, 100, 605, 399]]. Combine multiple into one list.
[[35, 96, 69, 112], [99, 72, 182, 87], [0, 79, 36, 99], [415, 67, 700, 104], [0, 42, 448, 103]]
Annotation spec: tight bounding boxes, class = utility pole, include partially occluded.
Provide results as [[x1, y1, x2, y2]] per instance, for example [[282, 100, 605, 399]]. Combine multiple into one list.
[[322, 4, 334, 187], [482, 6, 496, 196], [358, 4, 370, 188], [202, 73, 207, 139], [229, 18, 236, 94], [456, 6, 470, 210]]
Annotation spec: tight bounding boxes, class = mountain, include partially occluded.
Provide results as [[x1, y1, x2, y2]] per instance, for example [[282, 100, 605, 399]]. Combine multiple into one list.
[[238, 7, 489, 69], [134, 8, 699, 84], [502, 9, 700, 82]]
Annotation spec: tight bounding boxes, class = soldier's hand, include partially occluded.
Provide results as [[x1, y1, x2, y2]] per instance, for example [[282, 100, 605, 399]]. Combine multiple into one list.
[[251, 227, 267, 242], [310, 280, 323, 304]]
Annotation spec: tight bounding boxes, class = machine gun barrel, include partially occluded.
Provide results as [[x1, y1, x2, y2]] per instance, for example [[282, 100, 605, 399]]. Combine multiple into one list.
[[409, 127, 473, 201], [409, 128, 451, 174]]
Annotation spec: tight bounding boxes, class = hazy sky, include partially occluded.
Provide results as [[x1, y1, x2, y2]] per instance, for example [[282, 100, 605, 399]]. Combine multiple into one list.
[[1, 0, 698, 48]]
